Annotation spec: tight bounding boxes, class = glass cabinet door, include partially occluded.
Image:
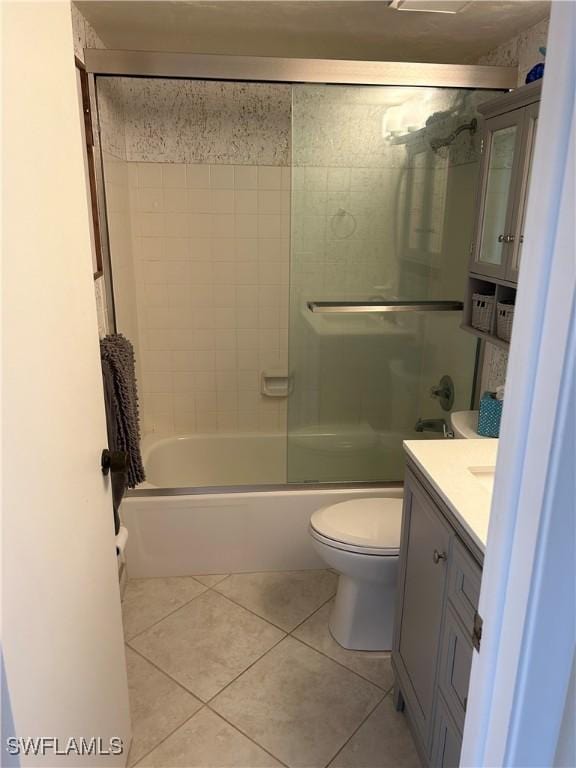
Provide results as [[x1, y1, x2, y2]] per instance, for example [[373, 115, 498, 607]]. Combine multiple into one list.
[[508, 103, 539, 282], [472, 111, 523, 279]]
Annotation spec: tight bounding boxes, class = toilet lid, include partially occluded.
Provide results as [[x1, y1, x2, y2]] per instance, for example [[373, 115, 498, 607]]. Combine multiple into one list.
[[310, 497, 403, 552]]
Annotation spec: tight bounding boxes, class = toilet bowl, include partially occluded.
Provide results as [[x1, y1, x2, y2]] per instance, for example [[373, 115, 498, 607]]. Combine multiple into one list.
[[309, 497, 403, 651]]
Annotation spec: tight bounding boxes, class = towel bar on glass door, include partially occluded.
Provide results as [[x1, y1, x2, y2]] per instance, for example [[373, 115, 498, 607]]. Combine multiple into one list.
[[307, 300, 464, 313]]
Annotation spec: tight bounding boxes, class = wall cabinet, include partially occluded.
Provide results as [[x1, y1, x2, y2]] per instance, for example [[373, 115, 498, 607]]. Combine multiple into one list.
[[462, 80, 541, 348], [392, 465, 483, 767]]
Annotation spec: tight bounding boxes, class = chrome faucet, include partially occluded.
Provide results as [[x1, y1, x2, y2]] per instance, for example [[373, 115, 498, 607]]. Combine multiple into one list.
[[415, 418, 454, 438]]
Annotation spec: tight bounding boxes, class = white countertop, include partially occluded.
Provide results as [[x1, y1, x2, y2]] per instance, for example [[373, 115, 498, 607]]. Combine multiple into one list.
[[403, 438, 499, 553]]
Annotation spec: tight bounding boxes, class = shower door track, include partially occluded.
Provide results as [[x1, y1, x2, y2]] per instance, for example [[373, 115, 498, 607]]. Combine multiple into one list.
[[83, 50, 517, 90]]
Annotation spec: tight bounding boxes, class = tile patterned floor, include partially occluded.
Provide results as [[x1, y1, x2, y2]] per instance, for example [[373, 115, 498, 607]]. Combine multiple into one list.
[[123, 570, 420, 768]]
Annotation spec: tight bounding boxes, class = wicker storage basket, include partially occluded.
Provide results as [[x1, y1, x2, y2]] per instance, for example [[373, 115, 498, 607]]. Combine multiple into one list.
[[471, 293, 496, 333], [496, 300, 515, 342]]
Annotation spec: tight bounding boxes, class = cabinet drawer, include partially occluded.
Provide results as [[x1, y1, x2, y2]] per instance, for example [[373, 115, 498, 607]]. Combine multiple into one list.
[[438, 604, 474, 732], [447, 538, 481, 633], [431, 693, 462, 768]]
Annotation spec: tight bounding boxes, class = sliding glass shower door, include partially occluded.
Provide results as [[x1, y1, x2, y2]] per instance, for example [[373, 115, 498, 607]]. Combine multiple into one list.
[[287, 85, 498, 483]]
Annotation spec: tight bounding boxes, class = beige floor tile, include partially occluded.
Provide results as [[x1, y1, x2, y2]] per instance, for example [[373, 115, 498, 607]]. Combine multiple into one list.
[[293, 602, 394, 691], [122, 577, 207, 640], [137, 708, 282, 767], [214, 570, 337, 631], [125, 648, 202, 766], [129, 590, 284, 701], [211, 636, 383, 768], [193, 573, 229, 587], [329, 696, 420, 768]]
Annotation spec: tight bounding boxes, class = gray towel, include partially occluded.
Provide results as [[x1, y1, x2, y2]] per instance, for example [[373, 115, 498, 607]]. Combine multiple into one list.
[[100, 334, 145, 488]]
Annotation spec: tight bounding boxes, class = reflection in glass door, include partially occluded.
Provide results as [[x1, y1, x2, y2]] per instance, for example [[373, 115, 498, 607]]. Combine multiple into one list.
[[287, 85, 500, 483]]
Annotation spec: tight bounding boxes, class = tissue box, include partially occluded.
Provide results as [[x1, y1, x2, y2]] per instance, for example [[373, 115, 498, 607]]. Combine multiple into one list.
[[478, 392, 503, 437]]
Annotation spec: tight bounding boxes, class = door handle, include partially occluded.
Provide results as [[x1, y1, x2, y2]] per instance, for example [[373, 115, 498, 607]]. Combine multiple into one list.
[[433, 549, 447, 564], [101, 448, 128, 476], [498, 234, 515, 243]]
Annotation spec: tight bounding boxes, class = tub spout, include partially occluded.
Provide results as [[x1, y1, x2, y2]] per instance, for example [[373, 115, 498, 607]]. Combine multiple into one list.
[[415, 418, 453, 438]]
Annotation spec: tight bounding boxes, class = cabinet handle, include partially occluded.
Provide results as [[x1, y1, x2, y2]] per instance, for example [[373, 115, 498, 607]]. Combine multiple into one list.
[[498, 234, 515, 243], [433, 549, 447, 564]]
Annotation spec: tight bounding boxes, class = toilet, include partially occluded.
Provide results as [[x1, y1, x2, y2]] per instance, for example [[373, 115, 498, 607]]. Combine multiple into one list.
[[309, 496, 403, 651]]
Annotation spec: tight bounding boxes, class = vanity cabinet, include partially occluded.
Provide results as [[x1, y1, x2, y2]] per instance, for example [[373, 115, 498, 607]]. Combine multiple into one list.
[[392, 465, 483, 767]]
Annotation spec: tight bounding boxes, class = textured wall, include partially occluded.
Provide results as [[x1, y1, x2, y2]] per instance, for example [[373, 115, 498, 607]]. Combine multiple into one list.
[[478, 16, 549, 86], [71, 2, 105, 63], [103, 78, 291, 166]]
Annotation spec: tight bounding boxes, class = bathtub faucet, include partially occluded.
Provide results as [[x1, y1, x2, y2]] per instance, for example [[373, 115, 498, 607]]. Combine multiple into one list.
[[415, 418, 454, 438]]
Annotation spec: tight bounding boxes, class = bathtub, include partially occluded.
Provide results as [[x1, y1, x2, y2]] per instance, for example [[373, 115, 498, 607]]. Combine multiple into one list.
[[142, 432, 287, 487], [123, 433, 403, 577]]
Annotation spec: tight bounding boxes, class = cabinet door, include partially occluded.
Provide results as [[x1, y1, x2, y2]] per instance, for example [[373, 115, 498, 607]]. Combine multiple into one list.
[[431, 694, 462, 768], [394, 472, 452, 747], [507, 101, 539, 282], [438, 605, 474, 732], [471, 110, 525, 280]]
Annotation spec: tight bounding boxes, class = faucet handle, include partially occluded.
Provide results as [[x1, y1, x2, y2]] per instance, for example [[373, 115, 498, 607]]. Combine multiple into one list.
[[429, 375, 454, 411]]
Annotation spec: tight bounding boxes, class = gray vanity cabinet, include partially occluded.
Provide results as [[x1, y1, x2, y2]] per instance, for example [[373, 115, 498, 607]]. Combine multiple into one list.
[[430, 695, 463, 768], [392, 464, 483, 767]]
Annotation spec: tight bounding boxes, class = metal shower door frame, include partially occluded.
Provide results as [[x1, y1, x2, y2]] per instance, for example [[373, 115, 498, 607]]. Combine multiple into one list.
[[84, 50, 515, 335]]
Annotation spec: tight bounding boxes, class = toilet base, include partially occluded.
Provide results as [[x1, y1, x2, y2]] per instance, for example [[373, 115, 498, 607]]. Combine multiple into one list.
[[329, 573, 396, 651]]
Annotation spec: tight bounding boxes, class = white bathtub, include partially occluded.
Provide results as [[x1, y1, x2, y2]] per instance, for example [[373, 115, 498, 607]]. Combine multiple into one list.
[[142, 432, 287, 487], [123, 433, 403, 577]]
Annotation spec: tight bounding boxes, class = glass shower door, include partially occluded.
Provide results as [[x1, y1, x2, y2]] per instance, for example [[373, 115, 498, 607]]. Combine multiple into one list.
[[287, 84, 497, 483]]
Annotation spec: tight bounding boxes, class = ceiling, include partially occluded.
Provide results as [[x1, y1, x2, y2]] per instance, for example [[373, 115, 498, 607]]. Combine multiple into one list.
[[76, 1, 549, 64]]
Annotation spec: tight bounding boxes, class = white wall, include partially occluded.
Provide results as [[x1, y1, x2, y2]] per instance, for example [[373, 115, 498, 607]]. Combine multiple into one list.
[[2, 2, 131, 763]]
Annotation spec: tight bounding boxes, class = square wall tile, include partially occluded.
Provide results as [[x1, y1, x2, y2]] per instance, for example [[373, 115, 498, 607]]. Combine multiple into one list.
[[235, 165, 258, 190], [258, 166, 282, 190], [210, 189, 235, 213], [164, 188, 188, 212], [162, 163, 187, 188], [188, 189, 211, 213], [186, 164, 210, 189], [210, 165, 234, 190], [235, 190, 258, 214], [138, 163, 163, 188]]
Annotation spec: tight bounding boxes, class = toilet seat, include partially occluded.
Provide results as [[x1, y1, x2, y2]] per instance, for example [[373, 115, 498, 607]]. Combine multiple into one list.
[[310, 497, 403, 556]]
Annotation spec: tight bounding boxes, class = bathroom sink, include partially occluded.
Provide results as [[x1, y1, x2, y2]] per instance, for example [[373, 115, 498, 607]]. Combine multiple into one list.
[[468, 466, 496, 494]]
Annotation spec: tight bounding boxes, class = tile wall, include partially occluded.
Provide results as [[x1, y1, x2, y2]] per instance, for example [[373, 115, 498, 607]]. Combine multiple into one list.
[[104, 152, 142, 381], [129, 161, 290, 435]]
